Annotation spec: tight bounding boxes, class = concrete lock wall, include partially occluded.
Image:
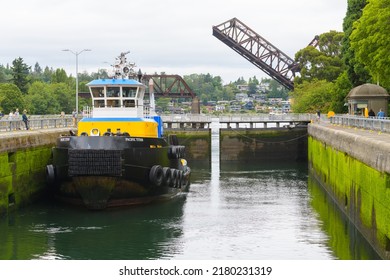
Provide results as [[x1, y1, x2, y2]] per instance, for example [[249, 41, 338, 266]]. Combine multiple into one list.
[[165, 129, 211, 162], [220, 127, 308, 162], [308, 124, 390, 259], [0, 129, 69, 216]]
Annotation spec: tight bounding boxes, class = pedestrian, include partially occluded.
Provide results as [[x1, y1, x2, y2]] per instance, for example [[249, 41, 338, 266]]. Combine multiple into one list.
[[368, 109, 375, 117], [316, 110, 321, 122], [72, 109, 78, 127], [22, 109, 29, 130], [14, 108, 19, 117], [377, 109, 385, 119]]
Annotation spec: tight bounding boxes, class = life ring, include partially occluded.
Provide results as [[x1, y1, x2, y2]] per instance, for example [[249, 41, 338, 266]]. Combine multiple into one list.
[[80, 132, 88, 136], [149, 165, 164, 187], [103, 132, 112, 136], [46, 164, 56, 186], [162, 167, 172, 186]]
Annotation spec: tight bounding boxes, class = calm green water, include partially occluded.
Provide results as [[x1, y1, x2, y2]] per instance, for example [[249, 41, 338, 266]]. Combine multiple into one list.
[[0, 163, 379, 260], [0, 128, 380, 260]]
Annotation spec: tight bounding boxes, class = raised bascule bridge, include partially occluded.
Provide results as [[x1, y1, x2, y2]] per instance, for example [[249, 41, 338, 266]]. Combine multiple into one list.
[[212, 17, 319, 91]]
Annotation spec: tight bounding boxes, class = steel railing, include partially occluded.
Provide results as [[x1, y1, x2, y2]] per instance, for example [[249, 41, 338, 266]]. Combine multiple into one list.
[[0, 116, 75, 132], [329, 115, 390, 132], [0, 113, 315, 132]]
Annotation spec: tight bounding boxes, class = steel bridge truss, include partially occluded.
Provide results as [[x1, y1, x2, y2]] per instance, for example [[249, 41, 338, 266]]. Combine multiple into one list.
[[142, 74, 196, 99], [213, 18, 299, 90]]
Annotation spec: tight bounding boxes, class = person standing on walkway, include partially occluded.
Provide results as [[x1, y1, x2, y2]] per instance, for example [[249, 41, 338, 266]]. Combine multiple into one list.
[[72, 109, 78, 127], [377, 109, 385, 119], [368, 109, 375, 117], [8, 110, 14, 130], [22, 110, 29, 130]]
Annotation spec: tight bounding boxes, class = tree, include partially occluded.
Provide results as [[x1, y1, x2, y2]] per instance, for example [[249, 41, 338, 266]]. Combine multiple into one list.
[[52, 69, 69, 84], [267, 79, 289, 99], [295, 31, 345, 84], [11, 57, 31, 94], [342, 0, 370, 87], [248, 76, 259, 95], [0, 83, 25, 113], [350, 0, 390, 88], [290, 80, 334, 113], [0, 64, 12, 83], [331, 71, 352, 113]]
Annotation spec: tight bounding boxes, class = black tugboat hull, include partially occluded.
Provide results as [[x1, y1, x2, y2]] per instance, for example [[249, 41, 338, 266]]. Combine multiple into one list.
[[47, 136, 190, 209]]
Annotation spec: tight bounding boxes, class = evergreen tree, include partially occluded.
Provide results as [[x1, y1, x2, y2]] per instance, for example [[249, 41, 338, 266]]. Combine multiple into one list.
[[11, 57, 30, 93]]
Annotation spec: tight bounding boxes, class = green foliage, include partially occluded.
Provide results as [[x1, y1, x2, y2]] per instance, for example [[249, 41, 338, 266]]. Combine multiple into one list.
[[265, 78, 289, 99], [290, 80, 334, 113], [295, 31, 345, 84], [11, 57, 30, 94], [25, 81, 74, 114], [0, 64, 12, 83], [183, 73, 224, 104], [350, 0, 390, 88], [0, 83, 25, 113], [331, 71, 352, 113], [342, 0, 370, 86]]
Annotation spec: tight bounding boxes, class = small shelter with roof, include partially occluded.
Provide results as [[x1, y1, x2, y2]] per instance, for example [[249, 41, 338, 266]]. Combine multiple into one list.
[[346, 83, 389, 116]]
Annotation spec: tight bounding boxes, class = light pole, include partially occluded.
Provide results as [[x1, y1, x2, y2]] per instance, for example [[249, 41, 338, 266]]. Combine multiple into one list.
[[62, 49, 91, 112]]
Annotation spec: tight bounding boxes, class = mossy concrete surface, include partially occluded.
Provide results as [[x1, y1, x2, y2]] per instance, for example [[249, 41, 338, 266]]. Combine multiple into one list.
[[220, 127, 307, 162], [165, 129, 211, 161], [0, 129, 69, 216], [308, 123, 390, 259]]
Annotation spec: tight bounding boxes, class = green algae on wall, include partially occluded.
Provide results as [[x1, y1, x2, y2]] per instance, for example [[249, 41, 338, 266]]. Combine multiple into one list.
[[308, 136, 390, 259], [308, 174, 380, 259], [165, 129, 211, 161], [220, 128, 307, 161], [0, 146, 52, 216]]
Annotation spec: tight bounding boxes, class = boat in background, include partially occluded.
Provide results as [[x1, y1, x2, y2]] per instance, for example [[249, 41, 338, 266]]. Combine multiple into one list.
[[46, 52, 190, 209]]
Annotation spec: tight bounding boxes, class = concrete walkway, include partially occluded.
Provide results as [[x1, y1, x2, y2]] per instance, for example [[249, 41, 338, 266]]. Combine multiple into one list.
[[309, 121, 390, 174]]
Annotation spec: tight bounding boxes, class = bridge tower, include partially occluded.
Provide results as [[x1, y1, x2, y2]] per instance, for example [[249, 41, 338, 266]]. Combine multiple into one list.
[[212, 18, 299, 91]]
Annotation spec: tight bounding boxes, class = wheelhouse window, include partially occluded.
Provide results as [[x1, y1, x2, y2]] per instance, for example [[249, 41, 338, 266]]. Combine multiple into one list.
[[123, 100, 136, 107], [122, 87, 137, 98], [107, 87, 120, 97], [91, 87, 105, 98], [94, 100, 105, 108], [107, 100, 120, 107]]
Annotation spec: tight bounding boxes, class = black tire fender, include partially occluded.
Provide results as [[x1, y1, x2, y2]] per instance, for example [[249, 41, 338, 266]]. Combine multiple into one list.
[[149, 165, 164, 187], [170, 168, 178, 188], [162, 167, 172, 186]]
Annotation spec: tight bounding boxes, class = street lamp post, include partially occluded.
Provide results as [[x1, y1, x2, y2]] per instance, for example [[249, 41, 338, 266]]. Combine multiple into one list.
[[62, 49, 91, 112]]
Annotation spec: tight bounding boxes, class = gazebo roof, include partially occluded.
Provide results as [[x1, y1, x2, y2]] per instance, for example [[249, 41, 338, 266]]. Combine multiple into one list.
[[347, 83, 389, 99]]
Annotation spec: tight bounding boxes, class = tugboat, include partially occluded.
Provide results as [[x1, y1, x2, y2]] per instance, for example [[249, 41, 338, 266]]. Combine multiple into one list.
[[46, 52, 190, 209]]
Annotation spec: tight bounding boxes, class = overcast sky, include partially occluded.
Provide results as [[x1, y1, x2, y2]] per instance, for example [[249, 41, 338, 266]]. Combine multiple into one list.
[[1, 0, 347, 84]]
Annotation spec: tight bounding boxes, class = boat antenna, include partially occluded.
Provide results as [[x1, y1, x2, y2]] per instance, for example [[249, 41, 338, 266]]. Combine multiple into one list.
[[113, 51, 137, 79]]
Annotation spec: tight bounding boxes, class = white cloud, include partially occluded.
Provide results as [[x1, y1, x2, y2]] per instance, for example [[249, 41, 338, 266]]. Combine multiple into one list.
[[1, 0, 347, 84]]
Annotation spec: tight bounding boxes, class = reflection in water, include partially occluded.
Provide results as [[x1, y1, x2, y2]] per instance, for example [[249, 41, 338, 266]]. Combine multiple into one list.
[[0, 121, 380, 259], [308, 173, 380, 260], [0, 196, 187, 260]]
